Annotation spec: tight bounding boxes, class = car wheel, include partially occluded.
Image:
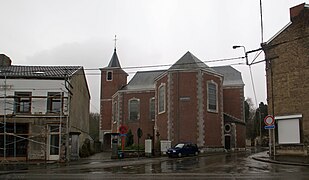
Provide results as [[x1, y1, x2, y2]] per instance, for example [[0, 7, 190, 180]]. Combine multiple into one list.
[[195, 151, 198, 156], [178, 153, 182, 157]]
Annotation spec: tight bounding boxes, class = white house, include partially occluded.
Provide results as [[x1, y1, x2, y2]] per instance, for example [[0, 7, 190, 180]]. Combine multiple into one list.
[[0, 54, 90, 161]]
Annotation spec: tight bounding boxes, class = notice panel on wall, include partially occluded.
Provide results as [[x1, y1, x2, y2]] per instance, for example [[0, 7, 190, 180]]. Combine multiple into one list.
[[278, 118, 300, 144]]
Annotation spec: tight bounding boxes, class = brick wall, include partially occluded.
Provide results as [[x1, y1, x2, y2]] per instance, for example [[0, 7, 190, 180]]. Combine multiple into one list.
[[223, 87, 244, 120], [236, 124, 246, 148], [120, 91, 155, 144], [169, 71, 198, 144], [155, 75, 168, 141], [263, 6, 309, 145], [203, 72, 223, 147], [100, 68, 127, 131]]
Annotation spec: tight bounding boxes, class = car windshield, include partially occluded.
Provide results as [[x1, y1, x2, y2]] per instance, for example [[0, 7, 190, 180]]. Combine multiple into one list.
[[175, 143, 184, 148]]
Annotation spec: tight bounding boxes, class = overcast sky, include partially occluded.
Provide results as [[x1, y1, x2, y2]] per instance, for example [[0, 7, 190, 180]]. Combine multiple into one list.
[[0, 0, 307, 112]]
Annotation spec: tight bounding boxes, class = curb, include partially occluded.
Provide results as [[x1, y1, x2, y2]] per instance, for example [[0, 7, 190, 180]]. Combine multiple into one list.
[[252, 156, 309, 166]]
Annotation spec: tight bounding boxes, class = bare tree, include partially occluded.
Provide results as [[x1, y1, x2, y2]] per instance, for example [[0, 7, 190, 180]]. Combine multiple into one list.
[[89, 112, 100, 141], [245, 98, 257, 141]]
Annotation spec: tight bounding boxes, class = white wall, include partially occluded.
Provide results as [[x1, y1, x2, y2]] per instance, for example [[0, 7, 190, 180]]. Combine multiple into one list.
[[278, 118, 300, 144], [0, 79, 68, 115]]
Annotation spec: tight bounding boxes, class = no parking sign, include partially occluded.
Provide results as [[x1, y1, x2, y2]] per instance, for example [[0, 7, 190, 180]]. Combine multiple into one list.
[[264, 115, 275, 129]]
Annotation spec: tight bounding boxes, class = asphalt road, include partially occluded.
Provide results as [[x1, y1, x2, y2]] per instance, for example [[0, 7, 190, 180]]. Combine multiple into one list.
[[1, 149, 309, 179]]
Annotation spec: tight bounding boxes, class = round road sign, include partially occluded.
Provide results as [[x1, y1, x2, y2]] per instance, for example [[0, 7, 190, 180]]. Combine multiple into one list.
[[264, 115, 275, 126], [119, 125, 128, 134]]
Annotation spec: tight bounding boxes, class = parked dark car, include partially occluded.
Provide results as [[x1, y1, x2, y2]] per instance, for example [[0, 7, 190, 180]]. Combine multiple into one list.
[[167, 143, 199, 158]]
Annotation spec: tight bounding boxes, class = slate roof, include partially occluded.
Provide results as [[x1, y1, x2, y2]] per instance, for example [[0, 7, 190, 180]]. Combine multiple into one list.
[[212, 66, 244, 86], [169, 51, 215, 72], [122, 52, 244, 91], [224, 113, 245, 125], [0, 65, 82, 79], [123, 70, 165, 90], [107, 49, 121, 68]]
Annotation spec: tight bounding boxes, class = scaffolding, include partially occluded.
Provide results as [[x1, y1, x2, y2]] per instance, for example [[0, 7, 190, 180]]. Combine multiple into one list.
[[0, 76, 70, 162]]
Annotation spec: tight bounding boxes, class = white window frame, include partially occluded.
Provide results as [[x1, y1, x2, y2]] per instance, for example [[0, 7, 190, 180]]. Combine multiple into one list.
[[207, 81, 218, 113], [158, 83, 166, 114], [128, 98, 140, 121]]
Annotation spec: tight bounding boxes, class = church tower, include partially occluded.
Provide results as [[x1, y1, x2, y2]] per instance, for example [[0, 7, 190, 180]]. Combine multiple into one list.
[[100, 43, 127, 149]]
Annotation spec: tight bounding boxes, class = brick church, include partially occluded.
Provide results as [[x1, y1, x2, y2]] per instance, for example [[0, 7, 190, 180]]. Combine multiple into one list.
[[100, 48, 246, 152]]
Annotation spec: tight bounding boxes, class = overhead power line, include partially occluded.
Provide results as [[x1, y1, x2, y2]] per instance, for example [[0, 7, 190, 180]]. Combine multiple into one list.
[[0, 56, 246, 76], [83, 56, 245, 71]]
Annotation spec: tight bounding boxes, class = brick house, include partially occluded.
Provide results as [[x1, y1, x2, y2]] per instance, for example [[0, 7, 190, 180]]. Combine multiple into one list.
[[0, 54, 90, 161], [262, 3, 309, 159], [100, 49, 245, 152]]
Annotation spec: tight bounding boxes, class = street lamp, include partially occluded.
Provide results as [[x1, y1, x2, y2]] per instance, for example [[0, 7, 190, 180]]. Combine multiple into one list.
[[233, 45, 263, 146], [232, 45, 248, 65]]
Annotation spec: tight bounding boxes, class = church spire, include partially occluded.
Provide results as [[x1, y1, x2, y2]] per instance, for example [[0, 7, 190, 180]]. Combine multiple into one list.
[[107, 35, 121, 68]]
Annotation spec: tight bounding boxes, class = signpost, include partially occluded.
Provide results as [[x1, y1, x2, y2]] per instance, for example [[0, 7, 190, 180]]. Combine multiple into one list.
[[264, 125, 275, 129], [119, 125, 128, 152], [264, 115, 275, 157], [264, 115, 275, 126]]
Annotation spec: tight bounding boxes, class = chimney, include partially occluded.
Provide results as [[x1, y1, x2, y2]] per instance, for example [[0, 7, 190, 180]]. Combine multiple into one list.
[[290, 3, 306, 21], [0, 54, 12, 67]]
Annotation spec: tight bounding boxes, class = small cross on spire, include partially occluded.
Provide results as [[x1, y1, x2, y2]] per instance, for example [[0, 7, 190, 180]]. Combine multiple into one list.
[[114, 35, 117, 51]]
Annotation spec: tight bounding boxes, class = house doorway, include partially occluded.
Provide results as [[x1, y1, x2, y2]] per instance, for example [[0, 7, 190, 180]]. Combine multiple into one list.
[[225, 135, 231, 150], [103, 133, 111, 151], [48, 125, 60, 160]]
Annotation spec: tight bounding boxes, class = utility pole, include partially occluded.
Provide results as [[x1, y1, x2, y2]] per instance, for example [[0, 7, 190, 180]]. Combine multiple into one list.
[[64, 70, 73, 162], [3, 73, 7, 162]]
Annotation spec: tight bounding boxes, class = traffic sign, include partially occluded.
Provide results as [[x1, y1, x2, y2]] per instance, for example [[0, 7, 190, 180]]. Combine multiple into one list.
[[264, 115, 275, 126], [119, 125, 128, 134], [264, 125, 275, 129]]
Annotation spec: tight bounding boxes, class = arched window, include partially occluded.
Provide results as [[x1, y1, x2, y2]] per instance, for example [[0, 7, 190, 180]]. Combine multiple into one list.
[[149, 97, 155, 121], [158, 84, 166, 114], [129, 98, 140, 121], [207, 81, 218, 112], [112, 102, 117, 124], [107, 71, 113, 81]]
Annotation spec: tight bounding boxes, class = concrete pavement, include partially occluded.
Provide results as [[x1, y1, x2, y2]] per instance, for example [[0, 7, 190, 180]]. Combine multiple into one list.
[[251, 151, 309, 166]]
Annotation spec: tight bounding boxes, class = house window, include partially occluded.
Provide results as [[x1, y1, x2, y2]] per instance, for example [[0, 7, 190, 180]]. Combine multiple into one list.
[[107, 71, 113, 81], [149, 97, 155, 121], [14, 92, 31, 113], [129, 98, 140, 121], [158, 84, 166, 114], [207, 81, 218, 112], [47, 92, 63, 113], [0, 123, 29, 157]]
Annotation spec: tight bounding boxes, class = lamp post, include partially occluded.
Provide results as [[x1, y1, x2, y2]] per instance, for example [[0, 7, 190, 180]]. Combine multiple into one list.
[[232, 45, 262, 146], [232, 45, 248, 65]]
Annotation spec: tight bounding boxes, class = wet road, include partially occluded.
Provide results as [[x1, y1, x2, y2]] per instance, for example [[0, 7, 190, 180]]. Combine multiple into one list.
[[1, 149, 309, 179]]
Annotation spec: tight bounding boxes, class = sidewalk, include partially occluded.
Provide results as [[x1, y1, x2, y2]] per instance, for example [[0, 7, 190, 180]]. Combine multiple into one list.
[[251, 151, 309, 166], [82, 151, 112, 161]]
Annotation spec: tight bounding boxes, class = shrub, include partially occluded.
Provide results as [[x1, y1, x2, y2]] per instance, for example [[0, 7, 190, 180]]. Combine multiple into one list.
[[79, 138, 93, 158]]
